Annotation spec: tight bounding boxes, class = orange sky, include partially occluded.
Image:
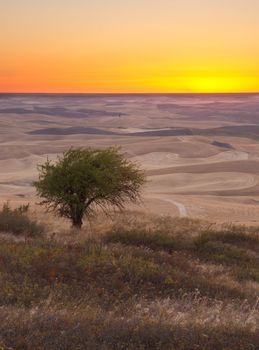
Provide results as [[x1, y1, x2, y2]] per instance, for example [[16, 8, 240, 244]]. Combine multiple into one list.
[[1, 0, 258, 93]]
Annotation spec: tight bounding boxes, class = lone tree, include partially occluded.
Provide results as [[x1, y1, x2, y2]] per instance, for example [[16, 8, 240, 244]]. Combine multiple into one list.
[[34, 147, 146, 229]]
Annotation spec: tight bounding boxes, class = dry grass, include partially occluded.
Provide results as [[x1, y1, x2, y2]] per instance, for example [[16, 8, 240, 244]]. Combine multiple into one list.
[[0, 211, 258, 349], [0, 302, 258, 350]]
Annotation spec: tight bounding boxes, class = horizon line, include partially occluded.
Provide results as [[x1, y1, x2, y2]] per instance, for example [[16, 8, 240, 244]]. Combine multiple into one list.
[[0, 92, 258, 95]]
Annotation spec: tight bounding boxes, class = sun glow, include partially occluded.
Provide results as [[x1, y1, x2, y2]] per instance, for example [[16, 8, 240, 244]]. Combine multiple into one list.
[[0, 0, 258, 93], [185, 76, 257, 93]]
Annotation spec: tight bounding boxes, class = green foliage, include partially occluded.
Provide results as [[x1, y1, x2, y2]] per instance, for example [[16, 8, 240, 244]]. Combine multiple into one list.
[[106, 228, 181, 252], [194, 227, 259, 250], [0, 202, 44, 237], [34, 148, 146, 228]]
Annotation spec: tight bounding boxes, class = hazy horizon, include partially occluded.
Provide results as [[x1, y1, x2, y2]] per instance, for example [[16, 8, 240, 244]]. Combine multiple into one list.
[[1, 92, 258, 96]]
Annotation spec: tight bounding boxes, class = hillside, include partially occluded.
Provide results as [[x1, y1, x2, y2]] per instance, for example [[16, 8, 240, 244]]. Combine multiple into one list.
[[0, 210, 258, 349]]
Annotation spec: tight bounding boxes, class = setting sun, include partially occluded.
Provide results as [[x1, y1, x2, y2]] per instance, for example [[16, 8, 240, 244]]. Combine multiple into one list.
[[185, 76, 258, 93]]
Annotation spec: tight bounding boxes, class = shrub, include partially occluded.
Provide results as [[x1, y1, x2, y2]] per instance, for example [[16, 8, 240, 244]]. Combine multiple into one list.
[[194, 227, 259, 250], [106, 228, 181, 252], [0, 203, 44, 237]]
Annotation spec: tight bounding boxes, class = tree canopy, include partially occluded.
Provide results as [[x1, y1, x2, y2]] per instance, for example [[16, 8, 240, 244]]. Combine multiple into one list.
[[34, 147, 146, 228]]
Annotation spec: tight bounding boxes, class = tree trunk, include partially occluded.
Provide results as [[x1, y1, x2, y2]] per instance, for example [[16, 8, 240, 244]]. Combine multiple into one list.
[[71, 215, 83, 229]]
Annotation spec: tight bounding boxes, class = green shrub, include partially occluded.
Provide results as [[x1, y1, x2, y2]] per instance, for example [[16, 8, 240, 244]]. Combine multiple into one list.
[[194, 239, 250, 263], [235, 266, 259, 282], [105, 225, 193, 252], [0, 203, 44, 237], [194, 227, 259, 249]]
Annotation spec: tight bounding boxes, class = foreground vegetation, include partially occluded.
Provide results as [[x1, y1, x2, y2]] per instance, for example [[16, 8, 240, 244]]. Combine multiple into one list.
[[0, 210, 258, 349]]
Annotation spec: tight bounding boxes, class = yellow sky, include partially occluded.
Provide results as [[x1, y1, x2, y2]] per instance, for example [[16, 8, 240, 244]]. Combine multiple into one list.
[[1, 0, 258, 93]]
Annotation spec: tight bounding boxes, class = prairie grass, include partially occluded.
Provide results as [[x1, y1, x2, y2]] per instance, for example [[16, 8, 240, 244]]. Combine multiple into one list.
[[0, 212, 258, 349]]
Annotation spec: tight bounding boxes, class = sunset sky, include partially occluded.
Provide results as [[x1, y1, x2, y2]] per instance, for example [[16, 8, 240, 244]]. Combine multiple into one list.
[[1, 0, 258, 93]]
